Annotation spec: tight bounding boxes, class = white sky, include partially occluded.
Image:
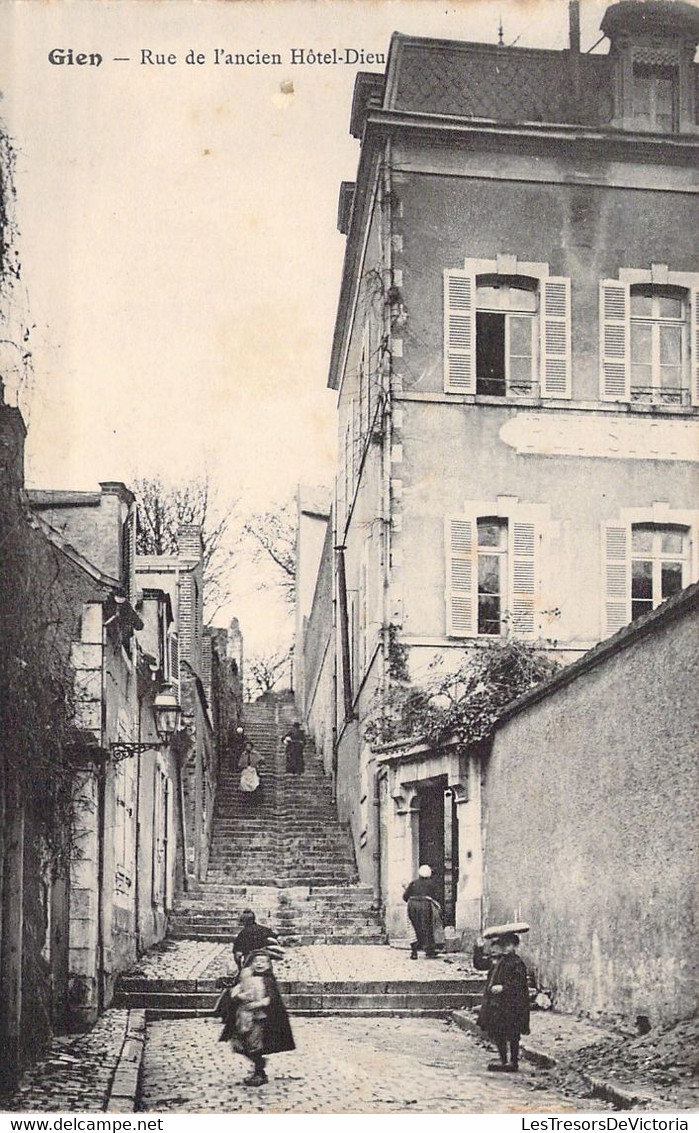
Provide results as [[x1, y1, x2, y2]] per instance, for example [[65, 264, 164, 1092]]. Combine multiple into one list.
[[0, 0, 610, 652]]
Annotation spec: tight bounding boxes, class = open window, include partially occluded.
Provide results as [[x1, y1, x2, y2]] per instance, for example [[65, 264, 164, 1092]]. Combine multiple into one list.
[[445, 264, 570, 398]]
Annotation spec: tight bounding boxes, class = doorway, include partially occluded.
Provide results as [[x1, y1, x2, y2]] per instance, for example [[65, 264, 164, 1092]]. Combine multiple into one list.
[[417, 777, 459, 926]]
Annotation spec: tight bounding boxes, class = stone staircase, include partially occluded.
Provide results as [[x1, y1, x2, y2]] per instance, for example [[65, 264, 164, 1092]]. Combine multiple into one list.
[[167, 698, 385, 945], [116, 972, 485, 1020], [116, 694, 486, 1019]]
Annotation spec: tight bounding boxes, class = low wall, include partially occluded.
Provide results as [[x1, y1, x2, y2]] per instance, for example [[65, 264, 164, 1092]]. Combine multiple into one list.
[[482, 587, 698, 1027]]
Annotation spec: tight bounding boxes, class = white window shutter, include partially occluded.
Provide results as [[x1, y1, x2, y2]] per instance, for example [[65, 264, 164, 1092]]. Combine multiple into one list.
[[602, 522, 631, 637], [510, 521, 537, 637], [540, 278, 571, 398], [691, 287, 699, 407], [600, 280, 630, 401], [446, 517, 476, 636], [444, 270, 476, 393]]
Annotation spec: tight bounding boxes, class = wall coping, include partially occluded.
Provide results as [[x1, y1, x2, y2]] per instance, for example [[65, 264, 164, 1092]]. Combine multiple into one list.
[[495, 582, 699, 730]]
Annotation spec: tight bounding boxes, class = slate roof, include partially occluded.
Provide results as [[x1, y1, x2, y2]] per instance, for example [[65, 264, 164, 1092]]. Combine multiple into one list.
[[385, 38, 614, 128]]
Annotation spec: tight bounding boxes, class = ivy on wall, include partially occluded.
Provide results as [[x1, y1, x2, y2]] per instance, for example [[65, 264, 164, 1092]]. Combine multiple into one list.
[[365, 637, 560, 754]]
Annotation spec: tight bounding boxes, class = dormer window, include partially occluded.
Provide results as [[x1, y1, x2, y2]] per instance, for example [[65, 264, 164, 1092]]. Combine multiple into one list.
[[633, 63, 678, 133], [600, 1, 699, 135]]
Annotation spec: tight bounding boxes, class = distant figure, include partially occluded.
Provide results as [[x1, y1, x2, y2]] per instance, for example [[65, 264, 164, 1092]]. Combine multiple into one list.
[[233, 909, 284, 971], [282, 721, 306, 775], [402, 864, 443, 959], [218, 950, 295, 1087], [238, 741, 264, 795], [474, 929, 530, 1073], [230, 721, 246, 773]]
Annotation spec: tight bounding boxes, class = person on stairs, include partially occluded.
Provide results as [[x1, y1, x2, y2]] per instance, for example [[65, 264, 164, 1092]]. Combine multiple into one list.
[[282, 721, 306, 774], [402, 864, 443, 959], [229, 720, 246, 774], [233, 909, 284, 971], [238, 740, 264, 798], [218, 950, 295, 1087]]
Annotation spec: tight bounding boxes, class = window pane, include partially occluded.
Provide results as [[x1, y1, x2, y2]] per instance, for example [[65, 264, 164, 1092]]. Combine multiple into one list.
[[630, 322, 652, 362], [508, 287, 537, 313], [630, 291, 652, 317], [631, 559, 652, 600], [661, 561, 683, 599], [478, 595, 501, 635], [478, 553, 501, 593], [509, 315, 533, 357], [477, 521, 504, 548], [633, 71, 652, 118], [632, 597, 653, 621], [477, 285, 501, 310], [631, 529, 653, 553], [657, 295, 682, 319], [659, 324, 682, 365], [476, 312, 506, 394], [660, 531, 684, 555]]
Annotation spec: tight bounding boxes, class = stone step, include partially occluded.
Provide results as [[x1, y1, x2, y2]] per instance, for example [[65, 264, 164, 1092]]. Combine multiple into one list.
[[167, 929, 386, 944], [114, 975, 484, 1016]]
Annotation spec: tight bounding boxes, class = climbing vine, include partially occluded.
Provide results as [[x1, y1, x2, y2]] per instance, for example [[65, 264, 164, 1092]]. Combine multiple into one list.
[[0, 506, 91, 877], [365, 637, 560, 753]]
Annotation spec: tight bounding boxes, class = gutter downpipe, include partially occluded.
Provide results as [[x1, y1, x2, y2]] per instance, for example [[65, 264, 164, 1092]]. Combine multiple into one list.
[[376, 140, 394, 911], [97, 612, 109, 1016]]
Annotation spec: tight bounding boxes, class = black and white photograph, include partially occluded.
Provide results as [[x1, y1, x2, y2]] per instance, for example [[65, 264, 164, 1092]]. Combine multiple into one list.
[[0, 0, 697, 1121]]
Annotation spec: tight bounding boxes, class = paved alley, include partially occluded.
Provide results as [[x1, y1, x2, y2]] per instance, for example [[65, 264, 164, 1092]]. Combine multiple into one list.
[[139, 1015, 602, 1114]]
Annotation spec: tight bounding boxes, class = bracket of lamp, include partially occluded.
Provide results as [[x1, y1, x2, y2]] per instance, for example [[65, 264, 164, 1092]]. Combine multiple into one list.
[[109, 684, 182, 763]]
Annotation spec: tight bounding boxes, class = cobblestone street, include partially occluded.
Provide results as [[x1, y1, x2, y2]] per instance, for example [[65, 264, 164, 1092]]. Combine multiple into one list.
[[140, 1016, 604, 1114], [128, 939, 480, 983]]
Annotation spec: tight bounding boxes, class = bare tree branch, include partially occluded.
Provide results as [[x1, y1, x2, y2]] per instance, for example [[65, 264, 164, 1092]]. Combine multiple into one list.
[[133, 476, 237, 623], [242, 500, 296, 605]]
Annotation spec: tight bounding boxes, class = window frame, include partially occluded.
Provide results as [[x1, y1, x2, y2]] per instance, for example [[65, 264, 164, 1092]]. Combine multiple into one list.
[[600, 272, 699, 407], [629, 284, 688, 406], [475, 276, 538, 398], [444, 259, 571, 399], [630, 524, 690, 621], [446, 511, 539, 639]]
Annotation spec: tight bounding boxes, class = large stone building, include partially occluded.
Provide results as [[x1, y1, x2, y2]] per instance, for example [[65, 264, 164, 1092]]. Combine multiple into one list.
[[300, 1, 699, 943]]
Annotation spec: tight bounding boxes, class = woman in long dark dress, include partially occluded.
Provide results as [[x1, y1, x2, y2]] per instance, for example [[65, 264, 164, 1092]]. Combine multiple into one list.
[[402, 864, 442, 959], [218, 950, 295, 1086]]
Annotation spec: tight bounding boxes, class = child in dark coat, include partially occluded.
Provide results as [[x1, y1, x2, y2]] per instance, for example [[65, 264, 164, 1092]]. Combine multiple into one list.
[[474, 931, 530, 1072]]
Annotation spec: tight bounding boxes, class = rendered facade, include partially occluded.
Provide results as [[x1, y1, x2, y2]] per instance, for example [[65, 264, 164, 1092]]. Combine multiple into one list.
[[301, 1, 699, 942]]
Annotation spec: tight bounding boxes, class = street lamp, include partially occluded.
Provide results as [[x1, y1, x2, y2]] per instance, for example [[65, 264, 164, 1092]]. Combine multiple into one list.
[[110, 685, 182, 762]]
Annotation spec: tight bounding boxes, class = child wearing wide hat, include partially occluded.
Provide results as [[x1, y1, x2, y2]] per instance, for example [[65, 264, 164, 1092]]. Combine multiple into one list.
[[474, 923, 531, 1072]]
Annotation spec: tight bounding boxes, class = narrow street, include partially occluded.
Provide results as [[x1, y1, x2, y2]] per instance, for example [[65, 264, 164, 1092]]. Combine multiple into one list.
[[139, 1016, 597, 1115]]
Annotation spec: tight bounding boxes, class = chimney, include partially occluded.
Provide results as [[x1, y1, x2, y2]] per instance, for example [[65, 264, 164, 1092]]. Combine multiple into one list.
[[569, 0, 581, 53]]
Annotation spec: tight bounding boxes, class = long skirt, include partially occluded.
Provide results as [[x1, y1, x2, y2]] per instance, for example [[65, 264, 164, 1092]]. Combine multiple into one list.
[[407, 896, 436, 952]]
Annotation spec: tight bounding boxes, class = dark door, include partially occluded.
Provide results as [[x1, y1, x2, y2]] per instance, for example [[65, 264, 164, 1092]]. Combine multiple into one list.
[[417, 779, 446, 913]]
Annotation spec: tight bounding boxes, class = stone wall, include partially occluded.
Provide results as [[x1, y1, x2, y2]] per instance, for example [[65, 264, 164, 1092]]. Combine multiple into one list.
[[482, 586, 699, 1027]]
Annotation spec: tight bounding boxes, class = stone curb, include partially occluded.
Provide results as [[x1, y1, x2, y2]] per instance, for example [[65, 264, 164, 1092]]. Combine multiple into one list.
[[450, 1011, 668, 1110], [105, 1009, 147, 1113]]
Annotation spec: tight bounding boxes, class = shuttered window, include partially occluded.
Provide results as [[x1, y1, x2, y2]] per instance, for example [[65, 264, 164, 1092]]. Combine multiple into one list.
[[444, 269, 571, 399], [602, 522, 631, 637], [541, 278, 572, 397], [601, 280, 697, 405], [444, 271, 476, 393], [447, 514, 539, 638], [510, 521, 537, 635], [446, 517, 477, 636], [600, 281, 630, 401]]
